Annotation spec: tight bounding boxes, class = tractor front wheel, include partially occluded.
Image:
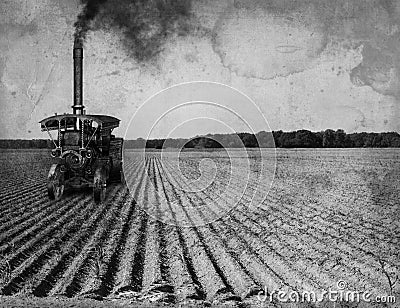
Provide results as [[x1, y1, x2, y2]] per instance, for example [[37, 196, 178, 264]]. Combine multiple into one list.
[[93, 167, 107, 203], [47, 164, 64, 201]]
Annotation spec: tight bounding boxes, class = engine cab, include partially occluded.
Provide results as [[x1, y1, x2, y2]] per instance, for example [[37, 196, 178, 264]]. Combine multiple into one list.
[[40, 114, 123, 202]]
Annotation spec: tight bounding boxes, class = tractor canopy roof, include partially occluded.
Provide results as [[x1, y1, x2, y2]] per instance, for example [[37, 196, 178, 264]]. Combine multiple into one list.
[[40, 114, 120, 132]]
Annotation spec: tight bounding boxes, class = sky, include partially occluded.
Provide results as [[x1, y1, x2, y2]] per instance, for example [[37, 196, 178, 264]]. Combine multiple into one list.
[[0, 0, 400, 139]]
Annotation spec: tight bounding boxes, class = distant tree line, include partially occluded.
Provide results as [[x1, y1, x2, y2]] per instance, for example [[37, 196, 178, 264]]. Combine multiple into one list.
[[125, 129, 400, 149], [2, 129, 400, 149]]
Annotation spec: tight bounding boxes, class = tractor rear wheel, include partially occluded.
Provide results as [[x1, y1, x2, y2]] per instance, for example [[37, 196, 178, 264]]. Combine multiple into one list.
[[47, 164, 64, 201], [93, 167, 107, 203]]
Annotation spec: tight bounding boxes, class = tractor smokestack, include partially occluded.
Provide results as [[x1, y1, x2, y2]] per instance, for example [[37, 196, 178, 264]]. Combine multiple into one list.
[[73, 39, 84, 115]]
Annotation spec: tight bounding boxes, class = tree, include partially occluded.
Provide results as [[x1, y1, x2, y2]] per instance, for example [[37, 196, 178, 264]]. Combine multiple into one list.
[[322, 129, 335, 147], [335, 129, 346, 147], [272, 130, 283, 147], [295, 130, 322, 147], [242, 134, 258, 148], [256, 131, 275, 147]]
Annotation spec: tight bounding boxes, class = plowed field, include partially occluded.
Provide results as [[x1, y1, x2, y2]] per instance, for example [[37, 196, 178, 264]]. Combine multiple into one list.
[[0, 148, 399, 307]]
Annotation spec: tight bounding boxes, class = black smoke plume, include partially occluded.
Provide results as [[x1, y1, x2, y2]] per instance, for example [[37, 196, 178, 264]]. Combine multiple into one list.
[[74, 0, 192, 61], [74, 0, 108, 42]]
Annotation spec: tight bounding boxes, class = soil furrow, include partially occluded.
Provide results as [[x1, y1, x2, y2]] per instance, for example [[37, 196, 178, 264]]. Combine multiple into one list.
[[109, 159, 149, 294], [0, 192, 50, 230], [30, 192, 115, 297], [0, 194, 86, 272], [2, 196, 94, 296], [139, 157, 173, 303], [77, 190, 132, 297], [0, 195, 92, 295], [95, 196, 137, 297], [154, 157, 231, 302], [0, 197, 68, 246], [0, 181, 47, 205], [152, 157, 205, 303], [157, 158, 260, 300], [55, 186, 127, 297]]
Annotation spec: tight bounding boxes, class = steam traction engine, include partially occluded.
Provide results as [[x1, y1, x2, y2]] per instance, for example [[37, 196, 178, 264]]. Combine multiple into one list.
[[40, 40, 124, 203]]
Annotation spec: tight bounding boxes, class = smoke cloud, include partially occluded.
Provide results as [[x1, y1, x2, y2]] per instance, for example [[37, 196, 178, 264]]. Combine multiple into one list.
[[74, 0, 108, 42], [74, 0, 192, 61]]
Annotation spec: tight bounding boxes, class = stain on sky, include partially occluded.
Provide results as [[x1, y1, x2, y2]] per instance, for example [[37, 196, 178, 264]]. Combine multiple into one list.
[[75, 0, 192, 62], [212, 3, 328, 80], [212, 0, 400, 97]]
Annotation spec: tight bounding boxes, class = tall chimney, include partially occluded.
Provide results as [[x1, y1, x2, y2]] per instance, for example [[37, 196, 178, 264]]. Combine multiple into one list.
[[73, 38, 84, 115]]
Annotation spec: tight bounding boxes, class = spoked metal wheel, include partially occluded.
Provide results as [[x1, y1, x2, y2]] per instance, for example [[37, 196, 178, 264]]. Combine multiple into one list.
[[93, 167, 107, 203], [47, 164, 65, 201]]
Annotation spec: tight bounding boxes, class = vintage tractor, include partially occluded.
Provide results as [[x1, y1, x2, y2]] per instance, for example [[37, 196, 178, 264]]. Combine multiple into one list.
[[39, 39, 123, 203]]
